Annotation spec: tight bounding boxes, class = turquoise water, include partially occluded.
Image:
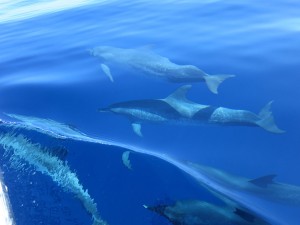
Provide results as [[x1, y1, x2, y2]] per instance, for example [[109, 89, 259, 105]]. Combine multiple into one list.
[[0, 1, 300, 224]]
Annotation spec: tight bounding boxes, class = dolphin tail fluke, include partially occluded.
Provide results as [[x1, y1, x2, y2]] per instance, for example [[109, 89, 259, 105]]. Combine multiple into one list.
[[203, 74, 235, 94], [256, 101, 285, 134], [100, 63, 114, 82]]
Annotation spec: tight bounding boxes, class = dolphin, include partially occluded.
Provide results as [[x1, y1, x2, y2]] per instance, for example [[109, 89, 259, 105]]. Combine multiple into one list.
[[0, 113, 295, 224], [118, 151, 300, 225], [99, 85, 284, 136], [186, 162, 300, 207], [144, 199, 270, 225], [89, 46, 235, 94], [179, 161, 300, 225]]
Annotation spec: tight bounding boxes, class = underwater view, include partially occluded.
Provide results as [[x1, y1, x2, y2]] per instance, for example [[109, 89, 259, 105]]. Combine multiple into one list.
[[0, 0, 300, 224]]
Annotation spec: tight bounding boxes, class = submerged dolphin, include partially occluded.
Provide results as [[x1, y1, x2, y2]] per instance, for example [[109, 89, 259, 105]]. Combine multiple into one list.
[[120, 151, 300, 225], [89, 46, 235, 94], [180, 162, 300, 225], [144, 199, 269, 225], [0, 113, 295, 224], [99, 85, 284, 136], [186, 162, 300, 207]]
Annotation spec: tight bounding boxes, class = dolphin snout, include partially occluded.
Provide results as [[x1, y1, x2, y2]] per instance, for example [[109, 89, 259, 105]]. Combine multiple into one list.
[[87, 48, 95, 56], [98, 107, 110, 112], [144, 204, 167, 216]]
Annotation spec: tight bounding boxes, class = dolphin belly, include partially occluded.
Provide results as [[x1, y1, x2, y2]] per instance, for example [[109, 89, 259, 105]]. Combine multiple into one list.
[[108, 99, 182, 123], [113, 108, 168, 122]]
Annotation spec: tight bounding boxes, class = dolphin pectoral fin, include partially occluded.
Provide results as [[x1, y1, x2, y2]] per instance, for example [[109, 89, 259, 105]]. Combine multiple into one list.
[[122, 151, 132, 170], [203, 74, 235, 94], [132, 123, 143, 137], [249, 174, 277, 188], [234, 208, 255, 223], [100, 63, 114, 82], [256, 101, 285, 134]]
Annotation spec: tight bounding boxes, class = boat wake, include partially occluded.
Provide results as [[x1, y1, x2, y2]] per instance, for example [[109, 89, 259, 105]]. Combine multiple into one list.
[[0, 132, 107, 225]]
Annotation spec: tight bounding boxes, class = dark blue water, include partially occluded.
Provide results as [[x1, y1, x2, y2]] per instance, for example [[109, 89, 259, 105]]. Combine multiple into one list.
[[0, 1, 300, 225]]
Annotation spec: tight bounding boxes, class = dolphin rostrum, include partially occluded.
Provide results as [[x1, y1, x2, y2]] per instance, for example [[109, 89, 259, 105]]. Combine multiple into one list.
[[99, 85, 284, 136], [89, 46, 235, 94], [144, 199, 270, 225]]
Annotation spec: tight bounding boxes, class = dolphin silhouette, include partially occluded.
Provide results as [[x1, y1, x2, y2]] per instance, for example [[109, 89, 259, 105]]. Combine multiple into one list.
[[178, 161, 300, 225], [99, 85, 284, 136], [89, 46, 235, 94], [144, 199, 270, 225], [186, 162, 300, 207], [122, 151, 300, 225]]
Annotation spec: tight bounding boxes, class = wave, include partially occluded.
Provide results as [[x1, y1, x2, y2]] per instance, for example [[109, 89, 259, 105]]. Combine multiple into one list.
[[1, 113, 300, 225], [0, 132, 108, 225], [0, 0, 111, 24]]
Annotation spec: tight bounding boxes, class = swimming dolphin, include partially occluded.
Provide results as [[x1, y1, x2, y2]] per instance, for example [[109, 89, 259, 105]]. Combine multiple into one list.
[[144, 199, 270, 225], [180, 161, 300, 225], [89, 46, 235, 94], [118, 151, 299, 225], [186, 162, 300, 207], [99, 85, 284, 136]]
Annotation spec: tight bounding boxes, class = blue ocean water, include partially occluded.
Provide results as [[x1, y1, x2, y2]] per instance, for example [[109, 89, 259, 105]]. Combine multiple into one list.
[[0, 0, 300, 225]]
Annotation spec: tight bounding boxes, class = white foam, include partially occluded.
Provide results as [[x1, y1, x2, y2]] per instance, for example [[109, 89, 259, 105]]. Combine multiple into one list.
[[0, 133, 107, 225], [0, 171, 14, 225]]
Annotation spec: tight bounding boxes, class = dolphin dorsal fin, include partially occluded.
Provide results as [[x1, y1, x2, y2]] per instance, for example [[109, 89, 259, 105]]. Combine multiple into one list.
[[166, 85, 192, 102], [162, 85, 209, 118], [234, 208, 255, 223], [249, 174, 277, 188]]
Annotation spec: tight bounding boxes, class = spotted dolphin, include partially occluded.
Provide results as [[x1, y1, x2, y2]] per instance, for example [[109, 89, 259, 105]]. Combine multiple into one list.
[[89, 46, 235, 94], [144, 199, 270, 225], [99, 85, 284, 136]]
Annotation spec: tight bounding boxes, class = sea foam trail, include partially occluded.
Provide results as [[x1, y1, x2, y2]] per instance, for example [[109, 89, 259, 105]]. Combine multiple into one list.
[[0, 133, 108, 225]]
